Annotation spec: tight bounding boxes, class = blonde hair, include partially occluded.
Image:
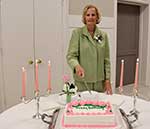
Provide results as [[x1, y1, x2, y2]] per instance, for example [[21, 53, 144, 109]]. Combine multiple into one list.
[[82, 5, 101, 24]]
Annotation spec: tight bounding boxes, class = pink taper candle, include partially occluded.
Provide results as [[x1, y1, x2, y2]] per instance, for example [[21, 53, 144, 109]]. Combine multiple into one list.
[[48, 60, 51, 91], [119, 59, 124, 92], [35, 60, 39, 92], [22, 67, 26, 97], [134, 58, 139, 89]]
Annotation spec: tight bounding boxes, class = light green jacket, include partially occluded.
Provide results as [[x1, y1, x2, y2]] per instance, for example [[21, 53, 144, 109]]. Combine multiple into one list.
[[66, 25, 111, 82]]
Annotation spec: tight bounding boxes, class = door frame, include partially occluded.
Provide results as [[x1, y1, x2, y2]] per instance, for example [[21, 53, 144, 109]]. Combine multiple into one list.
[[0, 0, 6, 112], [114, 0, 150, 87], [0, 56, 6, 112]]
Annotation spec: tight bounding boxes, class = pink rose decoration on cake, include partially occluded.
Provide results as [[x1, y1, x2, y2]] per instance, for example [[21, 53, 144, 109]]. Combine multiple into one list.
[[79, 101, 86, 106], [98, 101, 105, 106], [71, 101, 79, 106]]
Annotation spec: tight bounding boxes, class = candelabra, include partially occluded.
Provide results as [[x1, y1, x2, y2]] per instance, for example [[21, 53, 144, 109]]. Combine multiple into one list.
[[21, 60, 51, 119]]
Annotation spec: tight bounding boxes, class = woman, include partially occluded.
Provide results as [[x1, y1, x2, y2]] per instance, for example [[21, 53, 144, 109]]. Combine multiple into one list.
[[66, 5, 112, 94]]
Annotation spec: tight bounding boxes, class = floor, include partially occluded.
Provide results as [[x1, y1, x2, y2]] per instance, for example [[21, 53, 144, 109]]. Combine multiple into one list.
[[115, 84, 150, 101]]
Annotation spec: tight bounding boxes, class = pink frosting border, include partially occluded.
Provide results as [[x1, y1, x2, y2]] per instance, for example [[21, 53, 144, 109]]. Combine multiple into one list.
[[62, 115, 117, 128], [62, 101, 117, 128]]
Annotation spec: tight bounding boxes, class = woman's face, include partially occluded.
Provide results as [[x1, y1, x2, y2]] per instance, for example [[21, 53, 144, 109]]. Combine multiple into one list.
[[85, 7, 97, 26]]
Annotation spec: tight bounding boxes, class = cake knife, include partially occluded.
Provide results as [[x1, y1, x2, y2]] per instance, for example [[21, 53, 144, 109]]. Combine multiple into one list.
[[82, 78, 92, 94]]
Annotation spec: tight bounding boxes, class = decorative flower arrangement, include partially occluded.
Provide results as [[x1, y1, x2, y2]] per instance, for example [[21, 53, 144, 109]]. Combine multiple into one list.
[[94, 34, 103, 44], [62, 75, 78, 103], [63, 82, 78, 95]]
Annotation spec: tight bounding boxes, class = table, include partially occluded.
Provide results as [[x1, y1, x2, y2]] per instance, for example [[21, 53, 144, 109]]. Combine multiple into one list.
[[0, 92, 150, 129]]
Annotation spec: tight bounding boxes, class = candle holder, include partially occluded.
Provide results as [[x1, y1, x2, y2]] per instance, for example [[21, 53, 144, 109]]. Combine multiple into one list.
[[119, 87, 123, 95], [42, 89, 51, 97], [33, 91, 42, 119], [119, 88, 139, 129], [21, 96, 32, 104], [127, 88, 139, 123], [46, 89, 51, 96], [133, 88, 138, 110]]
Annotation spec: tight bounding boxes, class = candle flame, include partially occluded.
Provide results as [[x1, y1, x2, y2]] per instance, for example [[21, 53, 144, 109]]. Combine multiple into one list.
[[48, 60, 51, 65]]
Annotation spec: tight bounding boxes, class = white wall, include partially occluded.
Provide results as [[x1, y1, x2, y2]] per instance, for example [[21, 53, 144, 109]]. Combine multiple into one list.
[[0, 0, 64, 111], [139, 4, 149, 86], [0, 37, 5, 112], [0, 53, 4, 112], [0, 9, 5, 112], [69, 0, 114, 17]]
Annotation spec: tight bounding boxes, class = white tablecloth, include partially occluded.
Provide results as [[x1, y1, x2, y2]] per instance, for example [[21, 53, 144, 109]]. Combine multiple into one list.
[[0, 92, 150, 129]]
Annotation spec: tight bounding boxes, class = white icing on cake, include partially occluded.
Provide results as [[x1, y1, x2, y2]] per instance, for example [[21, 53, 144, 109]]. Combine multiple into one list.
[[62, 100, 117, 128]]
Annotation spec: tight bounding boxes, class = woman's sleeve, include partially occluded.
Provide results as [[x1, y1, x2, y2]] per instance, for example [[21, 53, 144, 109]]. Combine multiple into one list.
[[66, 29, 80, 71], [104, 33, 111, 80]]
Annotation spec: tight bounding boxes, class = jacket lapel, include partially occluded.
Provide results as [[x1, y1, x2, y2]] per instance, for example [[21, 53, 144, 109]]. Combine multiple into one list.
[[82, 26, 96, 46], [94, 26, 102, 39], [82, 26, 102, 46]]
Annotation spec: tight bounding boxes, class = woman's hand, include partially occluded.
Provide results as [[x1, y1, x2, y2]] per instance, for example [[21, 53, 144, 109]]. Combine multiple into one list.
[[104, 80, 112, 95], [75, 65, 85, 78]]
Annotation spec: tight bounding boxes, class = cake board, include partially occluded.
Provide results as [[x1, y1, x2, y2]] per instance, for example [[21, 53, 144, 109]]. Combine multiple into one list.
[[54, 105, 128, 129]]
